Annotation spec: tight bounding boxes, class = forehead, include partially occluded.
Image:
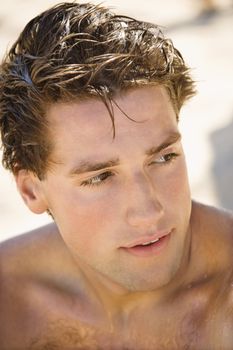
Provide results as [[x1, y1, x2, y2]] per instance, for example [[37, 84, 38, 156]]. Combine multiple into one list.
[[46, 86, 178, 162]]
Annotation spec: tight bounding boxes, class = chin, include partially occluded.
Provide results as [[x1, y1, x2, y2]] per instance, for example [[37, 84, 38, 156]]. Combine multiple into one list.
[[111, 270, 176, 293]]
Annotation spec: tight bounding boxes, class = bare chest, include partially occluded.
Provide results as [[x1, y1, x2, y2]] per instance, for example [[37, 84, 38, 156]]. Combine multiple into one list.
[[3, 283, 229, 350], [27, 305, 209, 350]]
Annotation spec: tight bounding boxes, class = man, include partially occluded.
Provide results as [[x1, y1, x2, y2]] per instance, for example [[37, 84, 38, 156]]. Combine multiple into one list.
[[0, 2, 232, 349]]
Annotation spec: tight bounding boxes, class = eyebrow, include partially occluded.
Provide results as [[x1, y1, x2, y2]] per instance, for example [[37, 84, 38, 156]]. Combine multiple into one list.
[[145, 131, 181, 156], [69, 131, 181, 177]]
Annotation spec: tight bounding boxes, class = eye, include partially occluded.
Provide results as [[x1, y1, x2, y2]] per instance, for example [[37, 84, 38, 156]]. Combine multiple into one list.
[[80, 171, 114, 187], [151, 152, 179, 165]]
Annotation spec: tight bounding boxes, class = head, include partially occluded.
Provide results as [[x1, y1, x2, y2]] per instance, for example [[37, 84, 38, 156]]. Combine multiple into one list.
[[0, 2, 195, 292], [0, 1, 195, 179]]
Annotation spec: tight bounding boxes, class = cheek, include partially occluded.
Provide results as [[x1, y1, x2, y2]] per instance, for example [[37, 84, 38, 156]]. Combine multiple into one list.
[[155, 159, 191, 232], [158, 158, 190, 202], [50, 186, 118, 247]]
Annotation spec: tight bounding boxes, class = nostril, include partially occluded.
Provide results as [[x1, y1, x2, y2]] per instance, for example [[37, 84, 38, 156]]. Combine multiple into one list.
[[126, 203, 164, 228]]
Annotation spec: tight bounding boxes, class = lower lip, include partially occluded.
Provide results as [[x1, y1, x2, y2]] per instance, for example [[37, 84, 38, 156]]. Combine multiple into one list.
[[122, 233, 171, 258]]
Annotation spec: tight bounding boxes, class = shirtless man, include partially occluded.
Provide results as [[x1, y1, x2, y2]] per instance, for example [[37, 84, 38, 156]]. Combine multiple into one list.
[[0, 2, 232, 349]]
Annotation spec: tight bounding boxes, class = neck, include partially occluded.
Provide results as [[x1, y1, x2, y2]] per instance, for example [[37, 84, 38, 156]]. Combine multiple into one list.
[[75, 226, 193, 320]]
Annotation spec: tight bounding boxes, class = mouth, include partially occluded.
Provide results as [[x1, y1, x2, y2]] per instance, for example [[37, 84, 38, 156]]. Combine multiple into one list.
[[121, 231, 172, 258], [140, 238, 160, 246]]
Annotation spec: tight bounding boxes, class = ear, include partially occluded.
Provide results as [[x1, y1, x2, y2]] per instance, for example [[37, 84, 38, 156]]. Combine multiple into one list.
[[15, 170, 48, 214]]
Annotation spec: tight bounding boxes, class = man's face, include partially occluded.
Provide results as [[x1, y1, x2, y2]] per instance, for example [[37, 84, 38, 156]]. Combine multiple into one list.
[[40, 85, 191, 292]]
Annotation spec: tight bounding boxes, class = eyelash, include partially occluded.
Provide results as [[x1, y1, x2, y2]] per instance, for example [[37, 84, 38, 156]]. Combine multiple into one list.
[[150, 152, 179, 165], [80, 171, 114, 187], [80, 152, 179, 188]]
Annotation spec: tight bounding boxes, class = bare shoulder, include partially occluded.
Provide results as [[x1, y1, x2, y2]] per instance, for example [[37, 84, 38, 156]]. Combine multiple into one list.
[[0, 223, 60, 295], [0, 223, 64, 276], [191, 202, 233, 345], [0, 223, 76, 348], [192, 200, 233, 242], [0, 222, 79, 288], [192, 201, 233, 275], [0, 225, 49, 346], [191, 201, 233, 290]]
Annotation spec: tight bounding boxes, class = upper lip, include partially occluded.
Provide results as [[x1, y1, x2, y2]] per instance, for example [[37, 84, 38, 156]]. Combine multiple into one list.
[[122, 230, 172, 248]]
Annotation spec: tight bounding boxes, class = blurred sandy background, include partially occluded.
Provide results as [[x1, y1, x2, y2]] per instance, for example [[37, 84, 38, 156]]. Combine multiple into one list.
[[0, 0, 233, 242]]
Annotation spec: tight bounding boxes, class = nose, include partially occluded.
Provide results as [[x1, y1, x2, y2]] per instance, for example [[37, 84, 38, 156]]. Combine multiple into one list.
[[125, 172, 164, 228]]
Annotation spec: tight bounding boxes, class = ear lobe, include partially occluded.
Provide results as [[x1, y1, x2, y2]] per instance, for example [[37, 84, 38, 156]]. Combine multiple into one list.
[[15, 170, 48, 214]]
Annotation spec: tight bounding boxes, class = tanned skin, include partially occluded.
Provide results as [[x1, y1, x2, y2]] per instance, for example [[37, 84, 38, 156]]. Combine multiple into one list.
[[0, 86, 233, 350]]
